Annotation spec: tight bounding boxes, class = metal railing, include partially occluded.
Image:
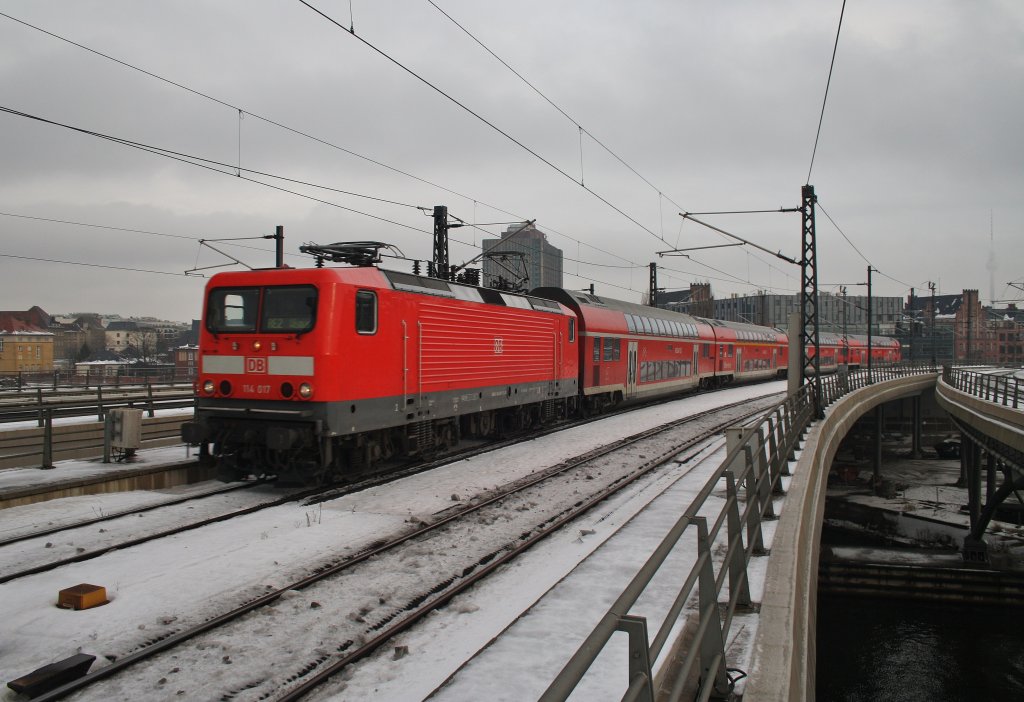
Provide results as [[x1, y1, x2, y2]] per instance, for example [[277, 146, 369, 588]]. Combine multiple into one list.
[[943, 366, 1022, 410], [1, 413, 191, 470], [0, 368, 195, 391], [0, 386, 195, 426], [542, 364, 941, 702]]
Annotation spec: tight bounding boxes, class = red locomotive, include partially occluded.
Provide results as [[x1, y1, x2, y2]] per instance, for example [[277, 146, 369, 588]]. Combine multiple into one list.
[[182, 245, 899, 483], [182, 253, 579, 483]]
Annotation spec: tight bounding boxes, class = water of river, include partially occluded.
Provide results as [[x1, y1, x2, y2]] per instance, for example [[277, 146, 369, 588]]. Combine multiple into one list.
[[816, 594, 1024, 701]]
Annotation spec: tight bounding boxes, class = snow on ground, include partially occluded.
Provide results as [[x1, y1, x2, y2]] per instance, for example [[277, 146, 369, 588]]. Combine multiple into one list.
[[0, 381, 784, 698], [0, 442, 197, 493], [313, 450, 791, 701]]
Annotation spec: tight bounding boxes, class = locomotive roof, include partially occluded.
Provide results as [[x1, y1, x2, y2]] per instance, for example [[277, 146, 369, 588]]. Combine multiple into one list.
[[381, 269, 571, 315], [205, 266, 572, 315]]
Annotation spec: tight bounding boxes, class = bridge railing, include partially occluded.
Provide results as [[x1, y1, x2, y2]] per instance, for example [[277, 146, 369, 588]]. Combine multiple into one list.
[[541, 364, 940, 702], [943, 366, 1022, 410]]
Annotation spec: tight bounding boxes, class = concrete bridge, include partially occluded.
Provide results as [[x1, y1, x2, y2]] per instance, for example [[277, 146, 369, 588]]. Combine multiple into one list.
[[541, 365, 1023, 702], [746, 366, 1024, 701]]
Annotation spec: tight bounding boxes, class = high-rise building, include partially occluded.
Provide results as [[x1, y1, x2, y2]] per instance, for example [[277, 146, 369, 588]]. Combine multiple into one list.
[[481, 223, 562, 291]]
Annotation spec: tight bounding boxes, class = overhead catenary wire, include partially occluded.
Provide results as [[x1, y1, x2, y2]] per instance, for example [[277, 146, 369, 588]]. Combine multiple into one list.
[[1, 10, 655, 286], [2, 103, 647, 288], [297, 0, 672, 248], [6, 9, 796, 300], [817, 201, 918, 296], [0, 11, 498, 214], [0, 210, 302, 260], [0, 105, 434, 236], [806, 0, 847, 184], [0, 252, 205, 277], [423, 0, 692, 219]]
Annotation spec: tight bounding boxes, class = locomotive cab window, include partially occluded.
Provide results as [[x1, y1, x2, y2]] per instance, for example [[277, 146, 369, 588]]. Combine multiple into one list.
[[207, 288, 259, 333], [262, 285, 317, 333], [355, 290, 377, 334], [568, 318, 576, 343]]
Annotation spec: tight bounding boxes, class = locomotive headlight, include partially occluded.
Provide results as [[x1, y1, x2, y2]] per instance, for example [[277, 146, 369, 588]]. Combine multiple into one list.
[[252, 340, 263, 352], [202, 380, 215, 395], [298, 382, 314, 399]]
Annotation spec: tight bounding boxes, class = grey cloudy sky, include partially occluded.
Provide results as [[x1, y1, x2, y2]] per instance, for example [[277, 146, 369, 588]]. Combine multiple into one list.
[[1, 0, 1021, 322]]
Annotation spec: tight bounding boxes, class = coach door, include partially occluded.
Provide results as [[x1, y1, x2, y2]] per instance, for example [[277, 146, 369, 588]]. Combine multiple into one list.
[[626, 341, 638, 399]]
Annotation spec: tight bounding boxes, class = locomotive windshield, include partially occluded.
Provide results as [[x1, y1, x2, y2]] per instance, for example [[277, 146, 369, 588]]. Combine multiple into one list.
[[262, 286, 317, 333], [206, 285, 317, 334]]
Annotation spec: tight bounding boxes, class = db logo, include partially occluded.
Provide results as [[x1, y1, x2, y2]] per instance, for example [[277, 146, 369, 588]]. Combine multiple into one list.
[[246, 357, 268, 374], [494, 338, 504, 354]]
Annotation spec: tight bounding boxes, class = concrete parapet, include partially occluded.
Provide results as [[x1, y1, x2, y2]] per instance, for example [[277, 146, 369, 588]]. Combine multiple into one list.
[[743, 373, 937, 701], [935, 378, 1024, 454]]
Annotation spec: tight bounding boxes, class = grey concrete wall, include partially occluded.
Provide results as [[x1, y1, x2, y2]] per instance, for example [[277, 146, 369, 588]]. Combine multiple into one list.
[[743, 373, 937, 701]]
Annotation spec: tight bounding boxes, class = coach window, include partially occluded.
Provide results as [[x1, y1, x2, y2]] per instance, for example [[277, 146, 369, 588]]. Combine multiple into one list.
[[603, 337, 616, 362], [355, 290, 377, 334], [593, 337, 601, 362]]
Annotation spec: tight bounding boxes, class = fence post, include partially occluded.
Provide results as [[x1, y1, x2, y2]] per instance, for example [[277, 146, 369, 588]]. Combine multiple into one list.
[[723, 471, 753, 609], [147, 382, 155, 418], [36, 387, 44, 428], [616, 616, 655, 702], [97, 386, 104, 422], [695, 517, 730, 698], [42, 408, 54, 469], [103, 411, 113, 464]]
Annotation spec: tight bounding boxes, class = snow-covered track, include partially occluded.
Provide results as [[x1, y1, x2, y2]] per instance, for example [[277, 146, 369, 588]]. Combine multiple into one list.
[[0, 480, 260, 548], [32, 396, 777, 702]]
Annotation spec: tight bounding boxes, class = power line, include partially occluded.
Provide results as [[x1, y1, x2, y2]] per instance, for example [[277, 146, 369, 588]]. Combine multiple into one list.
[[297, 0, 671, 248], [1, 105, 645, 288], [0, 105, 434, 236], [816, 202, 871, 265], [1, 211, 201, 241], [817, 201, 914, 291], [0, 210, 304, 259], [806, 0, 847, 184], [423, 0, 692, 218], [5, 9, 797, 300], [1, 10, 653, 284], [0, 252, 204, 277], [0, 11, 505, 214]]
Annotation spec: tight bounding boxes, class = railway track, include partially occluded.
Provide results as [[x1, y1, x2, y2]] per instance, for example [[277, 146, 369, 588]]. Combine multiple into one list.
[[30, 392, 781, 701], [1, 381, 783, 585], [0, 395, 699, 583], [0, 477, 258, 548]]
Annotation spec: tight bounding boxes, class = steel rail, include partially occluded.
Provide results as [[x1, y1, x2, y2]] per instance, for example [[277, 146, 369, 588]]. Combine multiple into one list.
[[31, 396, 773, 702]]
